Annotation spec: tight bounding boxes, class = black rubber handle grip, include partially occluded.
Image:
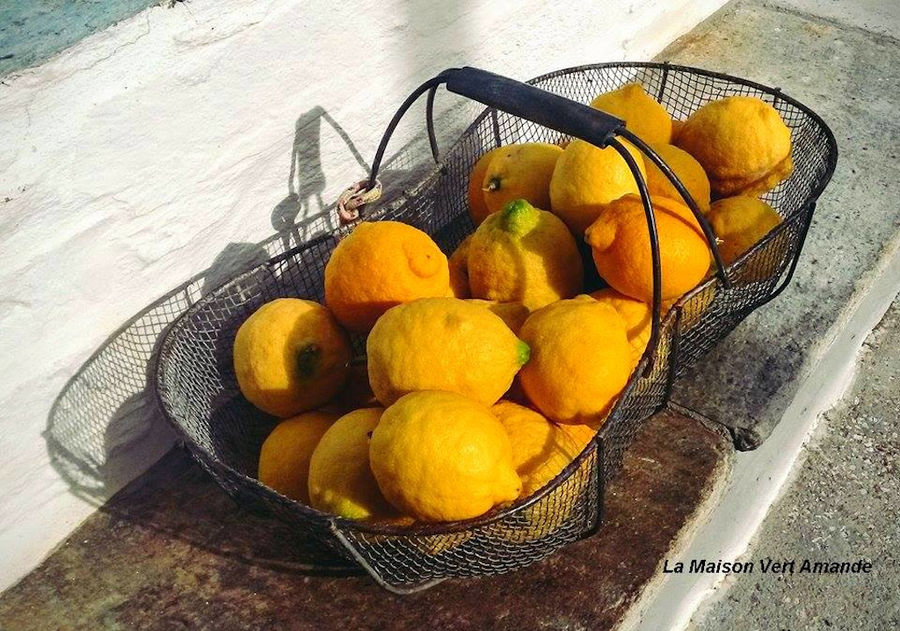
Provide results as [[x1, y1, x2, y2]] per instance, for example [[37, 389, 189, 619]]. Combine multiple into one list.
[[441, 66, 626, 147]]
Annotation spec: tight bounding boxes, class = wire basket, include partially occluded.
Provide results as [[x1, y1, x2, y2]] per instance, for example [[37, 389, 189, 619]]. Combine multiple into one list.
[[154, 62, 837, 593]]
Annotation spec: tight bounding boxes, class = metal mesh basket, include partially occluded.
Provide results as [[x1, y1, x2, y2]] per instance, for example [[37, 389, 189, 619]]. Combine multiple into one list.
[[154, 62, 837, 592]]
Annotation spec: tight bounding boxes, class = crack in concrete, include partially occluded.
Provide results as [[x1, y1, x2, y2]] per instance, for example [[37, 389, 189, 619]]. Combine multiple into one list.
[[761, 0, 900, 47]]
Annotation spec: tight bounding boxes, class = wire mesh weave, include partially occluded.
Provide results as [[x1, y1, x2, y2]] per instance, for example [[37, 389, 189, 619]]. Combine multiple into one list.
[[154, 62, 837, 591]]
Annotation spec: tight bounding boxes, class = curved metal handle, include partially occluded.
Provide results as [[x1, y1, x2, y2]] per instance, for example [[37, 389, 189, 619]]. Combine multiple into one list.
[[366, 66, 625, 191], [442, 66, 626, 147]]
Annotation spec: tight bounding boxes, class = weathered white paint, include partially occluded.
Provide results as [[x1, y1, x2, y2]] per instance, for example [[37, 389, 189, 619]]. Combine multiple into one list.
[[0, 0, 727, 591]]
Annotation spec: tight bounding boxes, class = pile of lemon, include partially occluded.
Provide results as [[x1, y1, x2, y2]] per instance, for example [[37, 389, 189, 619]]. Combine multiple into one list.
[[235, 83, 792, 526]]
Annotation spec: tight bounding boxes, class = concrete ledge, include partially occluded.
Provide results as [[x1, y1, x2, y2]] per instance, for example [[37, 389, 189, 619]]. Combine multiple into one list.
[[0, 410, 731, 630]]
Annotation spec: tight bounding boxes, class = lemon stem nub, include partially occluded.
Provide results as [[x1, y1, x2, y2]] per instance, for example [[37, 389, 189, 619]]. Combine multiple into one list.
[[484, 177, 501, 193], [516, 340, 531, 366], [501, 199, 539, 236], [296, 344, 321, 379]]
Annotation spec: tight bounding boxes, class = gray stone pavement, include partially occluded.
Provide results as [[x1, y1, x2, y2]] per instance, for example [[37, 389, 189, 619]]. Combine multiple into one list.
[[662, 0, 900, 448], [691, 297, 900, 630]]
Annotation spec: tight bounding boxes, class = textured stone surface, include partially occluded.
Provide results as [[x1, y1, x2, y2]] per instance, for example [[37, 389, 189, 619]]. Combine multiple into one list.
[[691, 298, 900, 630], [0, 0, 731, 590], [661, 0, 900, 448], [0, 411, 731, 630], [771, 0, 900, 38]]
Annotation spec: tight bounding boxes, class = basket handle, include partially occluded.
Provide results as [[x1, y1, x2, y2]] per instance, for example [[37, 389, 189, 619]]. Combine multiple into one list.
[[361, 66, 731, 372]]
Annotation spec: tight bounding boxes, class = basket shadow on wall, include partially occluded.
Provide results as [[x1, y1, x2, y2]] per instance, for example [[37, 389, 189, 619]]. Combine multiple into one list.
[[43, 105, 436, 574]]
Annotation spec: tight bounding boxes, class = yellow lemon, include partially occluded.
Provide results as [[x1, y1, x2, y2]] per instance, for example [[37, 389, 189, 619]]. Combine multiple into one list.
[[707, 196, 785, 280], [366, 297, 530, 406], [234, 298, 351, 418], [590, 288, 652, 363], [258, 411, 337, 503], [559, 423, 597, 452], [480, 143, 563, 217], [465, 299, 531, 335], [671, 119, 686, 142], [585, 194, 710, 303], [308, 407, 396, 520], [448, 235, 472, 298], [492, 400, 582, 496], [645, 143, 711, 211], [467, 199, 584, 310], [590, 82, 673, 145], [324, 221, 452, 332], [518, 296, 632, 426], [676, 96, 792, 197], [370, 390, 522, 522], [467, 147, 506, 226], [549, 139, 647, 235]]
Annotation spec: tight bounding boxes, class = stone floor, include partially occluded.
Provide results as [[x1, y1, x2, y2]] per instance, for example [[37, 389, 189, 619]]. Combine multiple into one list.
[[0, 412, 731, 630], [691, 298, 900, 630]]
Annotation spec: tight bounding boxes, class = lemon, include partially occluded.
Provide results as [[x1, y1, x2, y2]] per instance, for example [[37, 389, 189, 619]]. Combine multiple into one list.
[[370, 390, 521, 522], [233, 298, 351, 418], [559, 423, 597, 452], [465, 299, 531, 335], [590, 288, 652, 363], [518, 296, 632, 426], [366, 297, 530, 406], [258, 411, 337, 503], [707, 196, 784, 280], [549, 139, 647, 235], [448, 235, 472, 298], [585, 194, 710, 303], [307, 407, 395, 520], [676, 96, 792, 197], [467, 199, 583, 310], [492, 400, 582, 496], [324, 221, 452, 332], [590, 83, 673, 145], [480, 143, 563, 217], [645, 143, 711, 211], [467, 147, 506, 226]]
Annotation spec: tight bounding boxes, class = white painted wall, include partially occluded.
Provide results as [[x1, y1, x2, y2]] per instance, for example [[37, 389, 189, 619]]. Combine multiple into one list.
[[0, 0, 727, 591]]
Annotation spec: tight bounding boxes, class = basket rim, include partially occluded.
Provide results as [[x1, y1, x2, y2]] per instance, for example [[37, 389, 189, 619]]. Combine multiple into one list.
[[152, 60, 838, 539]]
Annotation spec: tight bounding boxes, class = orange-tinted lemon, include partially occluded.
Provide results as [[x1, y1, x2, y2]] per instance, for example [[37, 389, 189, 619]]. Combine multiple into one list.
[[370, 391, 521, 522], [645, 143, 711, 211], [549, 139, 647, 235], [467, 147, 506, 226], [448, 235, 472, 298], [590, 288, 652, 363], [480, 143, 563, 217], [676, 96, 792, 197], [308, 407, 395, 520], [590, 83, 673, 145], [258, 411, 337, 503], [584, 195, 710, 303], [467, 199, 583, 309], [324, 221, 452, 332], [518, 296, 632, 426], [492, 400, 582, 496]]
